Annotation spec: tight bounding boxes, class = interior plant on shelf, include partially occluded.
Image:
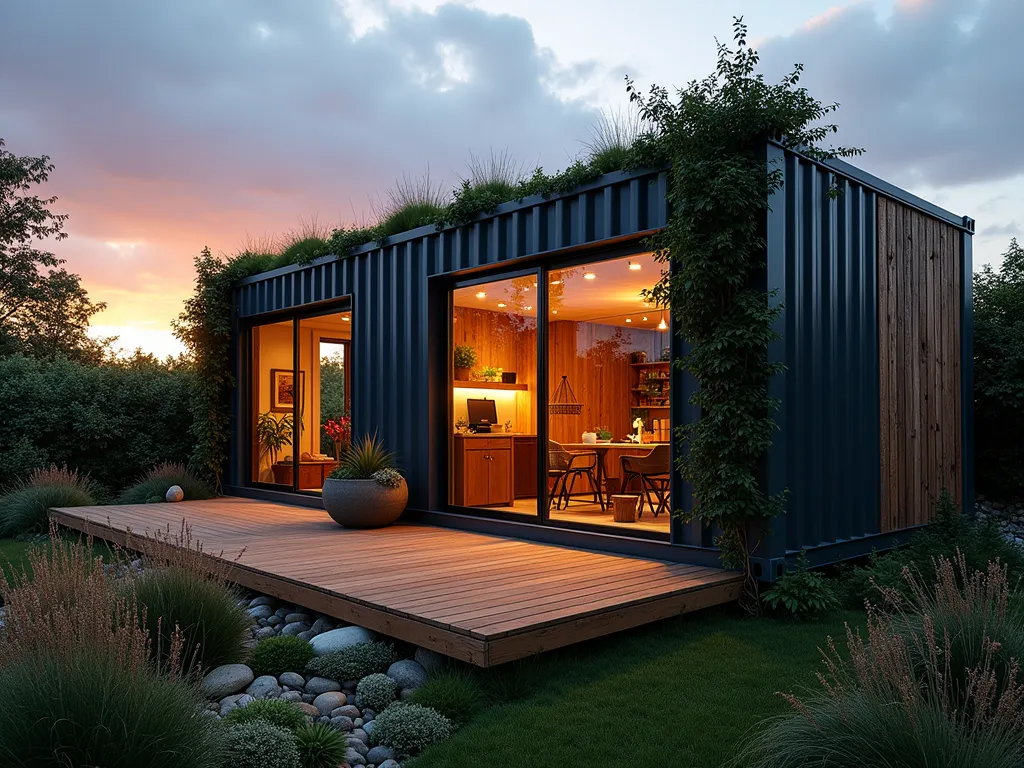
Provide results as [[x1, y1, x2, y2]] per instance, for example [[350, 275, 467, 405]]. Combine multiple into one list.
[[322, 433, 408, 528], [256, 412, 294, 483], [596, 427, 613, 443], [453, 344, 477, 381], [322, 415, 351, 460], [479, 365, 503, 382]]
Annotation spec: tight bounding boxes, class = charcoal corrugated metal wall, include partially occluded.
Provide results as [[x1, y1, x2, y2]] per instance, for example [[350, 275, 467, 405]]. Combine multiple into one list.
[[765, 146, 882, 557], [232, 169, 669, 510]]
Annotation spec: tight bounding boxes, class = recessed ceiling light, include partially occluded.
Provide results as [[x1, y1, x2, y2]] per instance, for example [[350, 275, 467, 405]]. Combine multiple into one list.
[[533, 282, 538, 287], [642, 316, 648, 322], [525, 305, 533, 311], [550, 279, 561, 285], [475, 291, 486, 299], [342, 316, 350, 321], [625, 318, 632, 323], [551, 309, 558, 314], [628, 261, 641, 271], [583, 272, 596, 280], [497, 302, 507, 308]]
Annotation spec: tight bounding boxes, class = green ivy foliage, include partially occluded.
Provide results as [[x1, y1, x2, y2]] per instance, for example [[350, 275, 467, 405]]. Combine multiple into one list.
[[629, 19, 861, 612]]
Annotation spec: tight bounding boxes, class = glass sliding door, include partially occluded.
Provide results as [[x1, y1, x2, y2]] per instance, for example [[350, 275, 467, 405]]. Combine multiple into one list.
[[545, 252, 672, 536], [449, 273, 539, 518], [250, 319, 296, 487]]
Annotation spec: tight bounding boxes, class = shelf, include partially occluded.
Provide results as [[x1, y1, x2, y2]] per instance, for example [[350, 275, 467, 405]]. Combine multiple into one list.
[[631, 388, 669, 392], [454, 381, 528, 392], [634, 405, 670, 409], [631, 361, 671, 367]]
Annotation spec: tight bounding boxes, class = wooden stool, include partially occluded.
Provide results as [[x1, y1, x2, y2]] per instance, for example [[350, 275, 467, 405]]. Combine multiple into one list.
[[611, 494, 639, 523]]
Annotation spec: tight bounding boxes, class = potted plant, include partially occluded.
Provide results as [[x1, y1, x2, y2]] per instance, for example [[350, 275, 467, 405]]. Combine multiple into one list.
[[322, 433, 408, 528], [480, 365, 502, 382], [596, 427, 613, 444], [323, 415, 351, 460], [256, 412, 294, 484], [454, 345, 476, 381]]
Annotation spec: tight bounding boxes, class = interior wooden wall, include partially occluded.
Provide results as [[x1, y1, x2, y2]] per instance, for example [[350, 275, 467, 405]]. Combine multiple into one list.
[[878, 196, 962, 532]]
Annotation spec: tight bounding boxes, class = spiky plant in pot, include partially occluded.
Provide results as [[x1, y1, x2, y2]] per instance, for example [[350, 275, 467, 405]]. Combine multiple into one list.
[[323, 434, 407, 528]]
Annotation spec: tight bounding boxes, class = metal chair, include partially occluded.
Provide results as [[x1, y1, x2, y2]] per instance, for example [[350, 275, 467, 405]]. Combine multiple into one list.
[[547, 440, 605, 512], [620, 444, 671, 517]]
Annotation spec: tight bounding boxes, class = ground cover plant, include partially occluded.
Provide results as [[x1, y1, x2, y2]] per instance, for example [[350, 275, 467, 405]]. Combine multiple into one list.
[[248, 634, 315, 677], [223, 698, 307, 732], [306, 639, 398, 680]]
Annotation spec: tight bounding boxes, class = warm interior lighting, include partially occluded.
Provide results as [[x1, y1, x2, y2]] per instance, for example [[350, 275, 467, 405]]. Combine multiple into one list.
[[583, 272, 596, 280], [625, 318, 632, 323], [658, 313, 668, 330], [342, 316, 350, 321], [497, 302, 507, 308], [475, 291, 487, 299], [550, 279, 561, 285], [552, 309, 558, 314], [525, 305, 533, 311], [642, 316, 648, 322], [628, 261, 641, 271]]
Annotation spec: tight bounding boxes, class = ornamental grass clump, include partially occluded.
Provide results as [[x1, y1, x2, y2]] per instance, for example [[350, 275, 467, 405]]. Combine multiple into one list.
[[249, 634, 315, 677], [371, 702, 453, 755], [730, 551, 1024, 768], [306, 640, 398, 681], [356, 672, 399, 711], [329, 433, 404, 488], [409, 668, 486, 726], [223, 698, 308, 732], [224, 720, 301, 768], [294, 722, 347, 768], [0, 465, 95, 536], [117, 461, 214, 504], [123, 522, 250, 672]]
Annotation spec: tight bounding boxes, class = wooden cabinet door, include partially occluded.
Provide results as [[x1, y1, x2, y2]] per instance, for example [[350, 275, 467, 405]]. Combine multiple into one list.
[[513, 438, 538, 498], [487, 448, 512, 505], [463, 450, 491, 507]]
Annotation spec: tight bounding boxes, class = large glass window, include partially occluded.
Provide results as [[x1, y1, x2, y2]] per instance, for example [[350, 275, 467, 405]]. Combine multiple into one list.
[[248, 306, 352, 493], [545, 252, 671, 535], [449, 274, 539, 518]]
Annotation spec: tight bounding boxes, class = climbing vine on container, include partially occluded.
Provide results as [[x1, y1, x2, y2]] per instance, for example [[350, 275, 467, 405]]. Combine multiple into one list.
[[630, 19, 861, 613]]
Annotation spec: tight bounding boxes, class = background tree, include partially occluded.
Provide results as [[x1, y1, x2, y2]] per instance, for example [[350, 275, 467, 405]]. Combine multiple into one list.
[[974, 238, 1024, 498], [0, 137, 109, 362]]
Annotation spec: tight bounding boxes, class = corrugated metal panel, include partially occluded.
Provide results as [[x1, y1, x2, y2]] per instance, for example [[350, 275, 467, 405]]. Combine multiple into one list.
[[767, 148, 882, 554]]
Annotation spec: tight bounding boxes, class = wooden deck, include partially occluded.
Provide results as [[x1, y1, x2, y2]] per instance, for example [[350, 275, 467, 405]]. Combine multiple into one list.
[[51, 498, 740, 666]]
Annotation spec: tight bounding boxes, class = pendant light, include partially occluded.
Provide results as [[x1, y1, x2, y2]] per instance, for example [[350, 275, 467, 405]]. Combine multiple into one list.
[[549, 375, 583, 415]]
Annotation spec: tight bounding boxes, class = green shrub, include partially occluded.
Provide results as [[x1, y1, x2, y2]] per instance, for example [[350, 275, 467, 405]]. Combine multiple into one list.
[[128, 566, 250, 671], [307, 641, 398, 681], [0, 465, 94, 536], [356, 672, 398, 711], [249, 635, 315, 677], [371, 702, 454, 754], [295, 722, 347, 768], [117, 462, 214, 504], [409, 669, 485, 726], [762, 552, 840, 618], [0, 650, 225, 768], [224, 720, 301, 768], [0, 354, 195, 496], [223, 698, 308, 732]]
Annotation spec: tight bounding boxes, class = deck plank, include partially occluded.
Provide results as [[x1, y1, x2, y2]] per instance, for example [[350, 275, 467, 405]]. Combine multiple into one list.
[[51, 498, 740, 666]]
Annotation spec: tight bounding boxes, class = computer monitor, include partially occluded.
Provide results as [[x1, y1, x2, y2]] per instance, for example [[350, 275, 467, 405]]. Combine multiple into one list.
[[467, 398, 498, 428]]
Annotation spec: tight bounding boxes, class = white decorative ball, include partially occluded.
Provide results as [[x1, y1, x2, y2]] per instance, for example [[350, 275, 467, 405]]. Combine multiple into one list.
[[165, 484, 184, 503]]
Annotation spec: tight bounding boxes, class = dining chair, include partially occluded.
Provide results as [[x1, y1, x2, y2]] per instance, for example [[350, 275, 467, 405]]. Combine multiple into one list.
[[619, 444, 671, 517], [547, 440, 605, 512]]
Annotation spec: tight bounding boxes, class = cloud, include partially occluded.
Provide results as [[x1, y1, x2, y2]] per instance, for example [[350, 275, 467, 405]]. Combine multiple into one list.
[[0, 0, 607, 329], [757, 0, 1024, 188]]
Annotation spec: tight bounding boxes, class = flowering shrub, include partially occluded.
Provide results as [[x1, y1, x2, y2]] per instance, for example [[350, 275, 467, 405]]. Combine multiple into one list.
[[356, 672, 398, 711], [322, 416, 351, 456], [371, 702, 453, 755], [372, 468, 403, 489]]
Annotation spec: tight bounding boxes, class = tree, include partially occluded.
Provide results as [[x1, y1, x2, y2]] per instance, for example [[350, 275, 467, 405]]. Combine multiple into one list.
[[974, 238, 1024, 497], [0, 137, 109, 362]]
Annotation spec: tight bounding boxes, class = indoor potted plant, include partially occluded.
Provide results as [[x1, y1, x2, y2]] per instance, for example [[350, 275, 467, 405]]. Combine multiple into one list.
[[596, 427, 613, 444], [454, 345, 476, 381], [480, 365, 502, 382], [322, 433, 408, 528], [256, 412, 294, 484], [323, 415, 351, 460]]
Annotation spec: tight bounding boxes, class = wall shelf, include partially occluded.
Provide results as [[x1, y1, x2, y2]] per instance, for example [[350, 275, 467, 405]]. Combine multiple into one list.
[[454, 381, 528, 392], [630, 361, 671, 367]]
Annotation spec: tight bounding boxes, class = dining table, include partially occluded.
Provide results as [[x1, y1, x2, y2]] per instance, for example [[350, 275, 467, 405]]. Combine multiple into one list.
[[558, 441, 660, 503]]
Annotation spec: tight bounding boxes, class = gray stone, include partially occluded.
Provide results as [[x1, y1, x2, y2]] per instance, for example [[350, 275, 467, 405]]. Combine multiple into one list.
[[310, 617, 334, 634], [329, 715, 355, 732], [367, 746, 396, 765], [246, 675, 281, 699], [219, 693, 254, 716], [354, 717, 364, 728], [350, 728, 369, 744], [387, 659, 428, 690], [281, 621, 311, 636], [313, 691, 349, 715], [362, 708, 376, 720], [331, 704, 361, 719], [275, 607, 291, 618], [305, 676, 342, 695], [279, 672, 305, 689], [362, 720, 376, 738], [301, 693, 316, 704], [297, 630, 315, 641], [254, 626, 276, 640], [285, 612, 312, 624], [246, 605, 274, 620], [203, 664, 254, 699], [344, 747, 366, 766], [348, 737, 369, 756], [414, 646, 446, 675], [280, 691, 303, 703], [249, 595, 276, 608], [378, 761, 401, 768], [165, 484, 184, 502], [297, 702, 320, 718], [309, 625, 377, 656], [266, 615, 283, 627]]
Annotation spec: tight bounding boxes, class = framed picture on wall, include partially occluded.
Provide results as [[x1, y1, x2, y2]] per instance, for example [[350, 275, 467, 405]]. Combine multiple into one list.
[[270, 368, 305, 413]]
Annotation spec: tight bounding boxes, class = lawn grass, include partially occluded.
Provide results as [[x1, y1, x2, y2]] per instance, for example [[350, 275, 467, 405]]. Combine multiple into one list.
[[0, 535, 115, 590], [412, 606, 863, 768]]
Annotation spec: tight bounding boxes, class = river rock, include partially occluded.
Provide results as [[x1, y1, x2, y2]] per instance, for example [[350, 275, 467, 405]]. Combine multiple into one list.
[[203, 664, 254, 699], [246, 675, 281, 699], [309, 626, 377, 656], [313, 691, 348, 715], [279, 672, 305, 689], [387, 659, 427, 690], [305, 676, 342, 695], [247, 605, 275, 620], [165, 485, 184, 502], [367, 746, 396, 765], [414, 646, 445, 675]]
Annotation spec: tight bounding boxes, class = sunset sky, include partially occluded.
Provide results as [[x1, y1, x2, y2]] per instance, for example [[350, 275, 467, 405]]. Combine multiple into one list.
[[2, 0, 1020, 358]]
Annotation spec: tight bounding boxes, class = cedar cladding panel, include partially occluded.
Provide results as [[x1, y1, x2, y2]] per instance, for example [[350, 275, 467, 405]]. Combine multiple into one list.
[[877, 196, 962, 531]]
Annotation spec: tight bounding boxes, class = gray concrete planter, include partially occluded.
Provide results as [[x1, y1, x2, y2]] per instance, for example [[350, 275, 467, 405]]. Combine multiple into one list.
[[322, 477, 408, 528]]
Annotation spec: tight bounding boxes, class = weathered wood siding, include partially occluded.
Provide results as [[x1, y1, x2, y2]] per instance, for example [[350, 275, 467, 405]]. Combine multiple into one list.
[[877, 196, 962, 531]]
